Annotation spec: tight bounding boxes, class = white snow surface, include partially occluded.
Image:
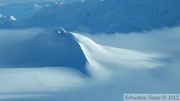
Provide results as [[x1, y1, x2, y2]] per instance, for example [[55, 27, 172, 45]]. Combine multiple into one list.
[[10, 16, 16, 21], [73, 33, 162, 79]]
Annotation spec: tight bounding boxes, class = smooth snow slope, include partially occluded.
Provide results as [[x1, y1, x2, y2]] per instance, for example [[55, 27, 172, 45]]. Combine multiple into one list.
[[6, 0, 180, 33], [73, 32, 162, 79]]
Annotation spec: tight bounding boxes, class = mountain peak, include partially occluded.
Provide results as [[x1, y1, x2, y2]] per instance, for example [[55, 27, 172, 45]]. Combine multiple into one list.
[[57, 27, 67, 34]]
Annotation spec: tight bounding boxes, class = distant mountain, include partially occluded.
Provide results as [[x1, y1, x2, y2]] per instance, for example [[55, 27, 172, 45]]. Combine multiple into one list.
[[0, 1, 60, 20], [1, 0, 180, 33], [0, 1, 61, 28], [0, 27, 88, 75]]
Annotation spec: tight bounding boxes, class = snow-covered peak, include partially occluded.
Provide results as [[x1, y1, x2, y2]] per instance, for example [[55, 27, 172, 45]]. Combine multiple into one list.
[[10, 16, 16, 21], [0, 14, 15, 26], [57, 27, 67, 33]]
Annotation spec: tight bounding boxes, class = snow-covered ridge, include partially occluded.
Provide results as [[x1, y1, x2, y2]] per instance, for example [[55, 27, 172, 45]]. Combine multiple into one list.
[[0, 27, 163, 79], [1, 26, 180, 99], [72, 32, 163, 79]]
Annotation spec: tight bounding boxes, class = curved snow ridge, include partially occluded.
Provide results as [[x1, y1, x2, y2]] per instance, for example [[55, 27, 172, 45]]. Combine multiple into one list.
[[72, 32, 163, 79]]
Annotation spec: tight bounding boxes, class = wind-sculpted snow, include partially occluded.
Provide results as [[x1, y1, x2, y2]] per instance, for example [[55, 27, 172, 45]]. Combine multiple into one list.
[[0, 27, 164, 93], [0, 27, 180, 101], [73, 33, 163, 79]]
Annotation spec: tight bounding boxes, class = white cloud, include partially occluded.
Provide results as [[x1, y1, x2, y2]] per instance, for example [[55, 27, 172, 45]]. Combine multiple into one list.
[[83, 26, 180, 55]]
